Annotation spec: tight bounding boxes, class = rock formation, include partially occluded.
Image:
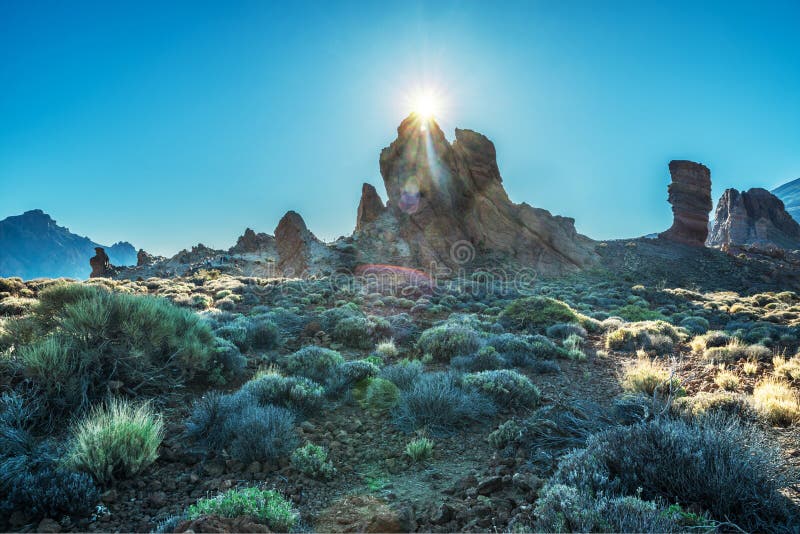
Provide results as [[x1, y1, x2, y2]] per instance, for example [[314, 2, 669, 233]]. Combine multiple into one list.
[[137, 249, 154, 266], [773, 177, 800, 224], [230, 228, 275, 254], [355, 183, 387, 231], [361, 114, 597, 273], [659, 160, 712, 246], [707, 188, 800, 249], [275, 211, 324, 276], [89, 247, 115, 278]]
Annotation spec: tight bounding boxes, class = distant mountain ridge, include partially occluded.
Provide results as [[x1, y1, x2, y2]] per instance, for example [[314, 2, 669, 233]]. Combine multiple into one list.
[[0, 210, 136, 280], [773, 177, 800, 223]]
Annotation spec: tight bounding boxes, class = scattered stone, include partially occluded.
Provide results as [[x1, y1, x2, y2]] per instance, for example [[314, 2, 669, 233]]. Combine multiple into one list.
[[476, 475, 504, 495]]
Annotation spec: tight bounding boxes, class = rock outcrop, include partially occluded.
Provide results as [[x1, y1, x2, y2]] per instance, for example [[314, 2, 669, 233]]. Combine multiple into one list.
[[364, 114, 597, 273], [659, 160, 712, 246], [89, 247, 114, 278], [229, 228, 275, 254], [707, 188, 800, 249], [275, 211, 323, 276], [773, 177, 800, 224], [355, 183, 387, 231], [137, 249, 154, 266]]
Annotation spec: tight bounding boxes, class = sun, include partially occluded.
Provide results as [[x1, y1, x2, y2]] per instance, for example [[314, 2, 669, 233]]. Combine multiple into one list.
[[410, 89, 441, 120]]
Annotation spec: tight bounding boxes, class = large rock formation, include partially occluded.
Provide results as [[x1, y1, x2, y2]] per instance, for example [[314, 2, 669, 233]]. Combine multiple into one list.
[[275, 211, 324, 276], [137, 249, 154, 266], [355, 183, 387, 231], [659, 160, 712, 246], [707, 188, 800, 249], [89, 247, 115, 278], [229, 227, 275, 254], [358, 114, 596, 273]]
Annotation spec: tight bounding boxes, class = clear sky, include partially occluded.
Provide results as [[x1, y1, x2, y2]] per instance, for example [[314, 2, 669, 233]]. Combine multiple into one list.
[[2, 0, 799, 256]]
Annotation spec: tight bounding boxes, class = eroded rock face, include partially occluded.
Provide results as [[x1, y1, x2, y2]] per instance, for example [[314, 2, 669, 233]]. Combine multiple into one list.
[[275, 210, 320, 276], [230, 228, 275, 254], [89, 247, 114, 278], [355, 183, 386, 231], [371, 115, 597, 273], [136, 249, 154, 266], [659, 160, 712, 246], [707, 188, 800, 249]]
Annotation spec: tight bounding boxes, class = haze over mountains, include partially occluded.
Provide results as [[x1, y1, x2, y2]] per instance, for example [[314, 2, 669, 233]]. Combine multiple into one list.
[[774, 177, 800, 223], [0, 209, 136, 279]]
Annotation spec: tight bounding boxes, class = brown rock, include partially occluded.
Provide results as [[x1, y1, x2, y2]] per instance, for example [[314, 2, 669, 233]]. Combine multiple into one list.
[[136, 248, 154, 266], [314, 494, 402, 533], [707, 188, 800, 249], [89, 247, 115, 278], [659, 160, 712, 246], [355, 183, 386, 231], [372, 115, 597, 274], [172, 515, 271, 533], [37, 518, 62, 533], [274, 211, 320, 276]]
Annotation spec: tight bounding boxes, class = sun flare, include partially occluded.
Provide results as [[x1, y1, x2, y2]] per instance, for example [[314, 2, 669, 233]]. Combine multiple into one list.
[[410, 89, 441, 120]]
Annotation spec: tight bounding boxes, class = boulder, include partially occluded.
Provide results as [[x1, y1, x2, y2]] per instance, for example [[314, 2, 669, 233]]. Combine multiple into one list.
[[172, 515, 271, 533], [659, 160, 712, 246], [369, 114, 597, 273], [314, 494, 403, 533], [355, 183, 386, 231], [136, 248, 154, 266], [89, 247, 115, 278], [275, 211, 320, 276], [707, 188, 800, 249]]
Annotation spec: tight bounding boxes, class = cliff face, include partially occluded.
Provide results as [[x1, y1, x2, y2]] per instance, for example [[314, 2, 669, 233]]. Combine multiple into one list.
[[0, 210, 136, 280], [659, 160, 712, 246], [707, 188, 800, 249], [361, 114, 596, 274], [773, 177, 800, 224]]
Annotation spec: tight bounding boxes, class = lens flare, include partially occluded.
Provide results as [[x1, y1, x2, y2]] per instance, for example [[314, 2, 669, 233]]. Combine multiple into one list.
[[408, 88, 442, 121]]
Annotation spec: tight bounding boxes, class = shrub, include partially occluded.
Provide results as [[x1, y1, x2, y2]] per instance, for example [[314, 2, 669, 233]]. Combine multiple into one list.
[[393, 372, 496, 435], [186, 487, 297, 532], [246, 316, 280, 350], [486, 333, 534, 363], [325, 359, 379, 395], [34, 282, 99, 322], [362, 378, 401, 412], [614, 304, 667, 322], [605, 321, 685, 352], [416, 323, 481, 361], [379, 359, 424, 390], [0, 296, 37, 316], [283, 346, 344, 384], [742, 359, 759, 375], [689, 330, 730, 352], [773, 354, 800, 382], [545, 416, 798, 532], [66, 398, 164, 484], [487, 419, 522, 449], [462, 369, 540, 409], [291, 442, 335, 479], [672, 392, 753, 420], [241, 372, 324, 415], [703, 341, 771, 364], [451, 346, 508, 372], [226, 404, 298, 464], [714, 370, 740, 391], [519, 401, 611, 454], [374, 339, 398, 359], [545, 322, 587, 339], [751, 379, 800, 426], [212, 339, 246, 380], [499, 296, 579, 333], [186, 391, 253, 450], [621, 356, 681, 397], [405, 437, 434, 462], [679, 315, 710, 334]]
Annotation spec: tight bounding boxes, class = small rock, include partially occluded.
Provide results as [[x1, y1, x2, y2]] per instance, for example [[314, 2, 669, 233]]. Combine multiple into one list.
[[476, 475, 503, 495], [246, 461, 262, 474], [101, 489, 118, 504], [149, 491, 167, 507], [37, 518, 61, 533]]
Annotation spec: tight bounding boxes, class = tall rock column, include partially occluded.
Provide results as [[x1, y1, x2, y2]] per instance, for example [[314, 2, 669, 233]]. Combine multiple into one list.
[[659, 160, 712, 246]]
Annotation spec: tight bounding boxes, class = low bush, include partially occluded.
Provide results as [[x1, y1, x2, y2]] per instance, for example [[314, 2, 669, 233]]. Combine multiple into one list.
[[374, 339, 399, 359], [362, 378, 401, 412], [499, 296, 579, 334], [416, 323, 481, 362], [689, 330, 730, 352], [66, 398, 164, 484], [186, 487, 298, 532], [0, 296, 37, 316], [543, 415, 798, 532], [751, 379, 800, 426], [545, 322, 587, 339], [605, 321, 685, 352], [621, 356, 682, 397], [405, 437, 434, 462], [679, 315, 710, 334], [672, 392, 753, 420], [291, 442, 335, 479], [379, 359, 424, 390], [283, 346, 344, 384], [714, 370, 740, 391], [241, 372, 324, 415], [462, 369, 540, 409], [773, 354, 800, 382], [246, 316, 280, 350], [487, 419, 522, 449], [451, 346, 508, 372], [393, 372, 496, 435], [703, 341, 771, 364], [325, 359, 379, 396]]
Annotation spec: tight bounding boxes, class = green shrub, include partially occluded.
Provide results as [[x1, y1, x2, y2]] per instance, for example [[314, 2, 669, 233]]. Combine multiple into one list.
[[405, 437, 434, 462], [703, 341, 771, 364], [246, 316, 280, 350], [462, 369, 540, 409], [543, 416, 797, 532], [605, 321, 685, 352], [362, 377, 401, 412], [751, 379, 800, 426], [66, 398, 163, 484], [499, 296, 579, 333], [332, 316, 373, 349], [689, 330, 730, 352], [34, 283, 99, 323], [672, 392, 753, 420], [378, 359, 424, 390], [283, 346, 344, 383], [186, 487, 297, 532], [613, 304, 667, 322], [326, 359, 379, 396], [290, 442, 335, 479], [374, 339, 399, 359], [416, 323, 481, 362], [487, 419, 522, 449], [621, 356, 682, 397], [241, 372, 324, 415]]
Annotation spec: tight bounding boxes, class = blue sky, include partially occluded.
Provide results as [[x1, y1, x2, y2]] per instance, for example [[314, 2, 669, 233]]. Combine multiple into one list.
[[1, 0, 799, 256]]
